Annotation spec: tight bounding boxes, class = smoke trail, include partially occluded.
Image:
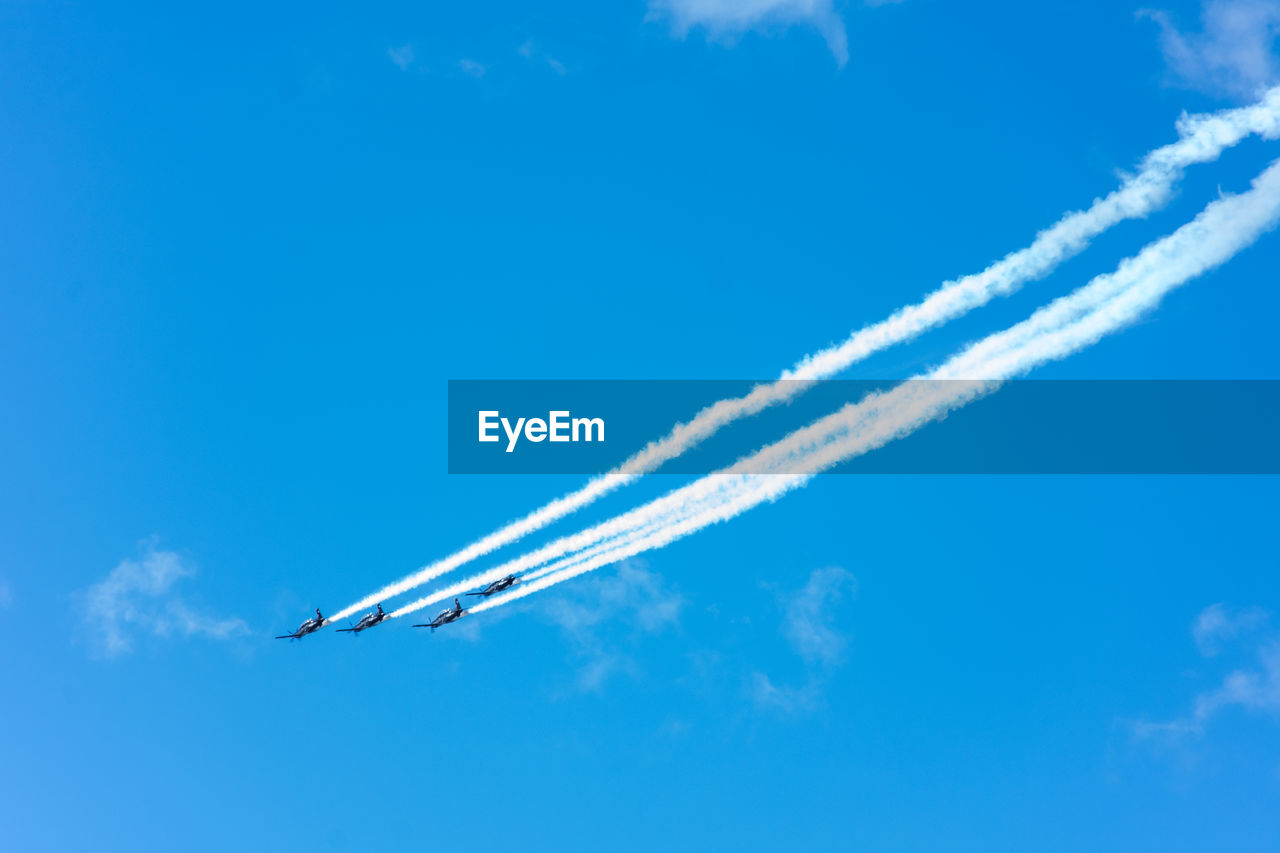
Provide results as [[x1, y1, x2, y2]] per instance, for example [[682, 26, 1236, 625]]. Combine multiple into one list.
[[333, 88, 1280, 623], [387, 470, 791, 617], [397, 157, 1280, 619], [464, 158, 1280, 617], [388, 368, 956, 619]]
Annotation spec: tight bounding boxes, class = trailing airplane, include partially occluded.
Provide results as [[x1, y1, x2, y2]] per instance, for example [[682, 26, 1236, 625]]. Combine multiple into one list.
[[466, 574, 520, 597], [275, 608, 326, 640], [413, 598, 466, 632], [336, 604, 388, 634]]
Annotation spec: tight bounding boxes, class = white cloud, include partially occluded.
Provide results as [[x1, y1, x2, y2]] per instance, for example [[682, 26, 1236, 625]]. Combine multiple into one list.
[[517, 40, 568, 75], [387, 44, 415, 71], [544, 561, 682, 635], [1193, 602, 1269, 656], [1193, 642, 1280, 720], [782, 565, 857, 667], [541, 560, 682, 691], [1134, 604, 1280, 739], [458, 58, 487, 78], [751, 671, 821, 712], [751, 566, 856, 713], [1142, 0, 1280, 98], [79, 540, 248, 658], [649, 0, 850, 66]]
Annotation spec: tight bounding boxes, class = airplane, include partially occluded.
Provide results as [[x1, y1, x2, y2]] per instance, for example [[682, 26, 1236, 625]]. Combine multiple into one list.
[[336, 604, 388, 634], [413, 598, 466, 632], [466, 574, 520, 597], [275, 608, 327, 640]]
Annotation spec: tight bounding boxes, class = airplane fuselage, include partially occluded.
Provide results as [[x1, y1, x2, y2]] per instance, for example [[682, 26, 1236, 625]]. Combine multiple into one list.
[[276, 617, 324, 639], [471, 576, 519, 596], [415, 607, 465, 630], [340, 612, 387, 633]]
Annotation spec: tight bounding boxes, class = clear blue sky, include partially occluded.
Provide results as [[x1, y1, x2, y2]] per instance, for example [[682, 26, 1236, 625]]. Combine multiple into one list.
[[3, 1, 1280, 850]]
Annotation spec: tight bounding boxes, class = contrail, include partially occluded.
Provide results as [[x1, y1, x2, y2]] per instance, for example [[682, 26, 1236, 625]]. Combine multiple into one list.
[[395, 156, 1280, 620], [461, 158, 1280, 618], [333, 88, 1280, 623]]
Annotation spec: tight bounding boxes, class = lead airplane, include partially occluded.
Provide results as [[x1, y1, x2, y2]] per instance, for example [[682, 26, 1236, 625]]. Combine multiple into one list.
[[413, 599, 466, 632], [336, 604, 388, 634], [275, 608, 326, 640], [466, 574, 520, 597]]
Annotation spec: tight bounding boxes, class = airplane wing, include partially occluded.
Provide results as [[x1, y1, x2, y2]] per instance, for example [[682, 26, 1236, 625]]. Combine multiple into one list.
[[465, 591, 487, 596], [335, 627, 358, 633], [274, 633, 298, 639]]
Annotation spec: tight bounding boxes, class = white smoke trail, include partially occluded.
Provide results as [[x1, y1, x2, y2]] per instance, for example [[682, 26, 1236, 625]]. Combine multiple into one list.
[[463, 158, 1280, 617], [388, 368, 958, 619], [334, 88, 1280, 623], [396, 156, 1280, 619]]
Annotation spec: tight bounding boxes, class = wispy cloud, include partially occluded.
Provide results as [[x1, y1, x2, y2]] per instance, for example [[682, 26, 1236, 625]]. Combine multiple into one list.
[[387, 44, 415, 71], [1193, 602, 1269, 656], [1192, 641, 1280, 718], [518, 40, 567, 75], [458, 58, 487, 78], [751, 671, 821, 712], [752, 566, 857, 713], [541, 560, 682, 692], [648, 0, 850, 66], [1142, 0, 1280, 99], [782, 566, 857, 667], [1134, 604, 1280, 739], [79, 540, 248, 658]]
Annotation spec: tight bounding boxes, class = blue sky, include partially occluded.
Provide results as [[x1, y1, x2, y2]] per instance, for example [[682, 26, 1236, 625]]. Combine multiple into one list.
[[3, 1, 1280, 850]]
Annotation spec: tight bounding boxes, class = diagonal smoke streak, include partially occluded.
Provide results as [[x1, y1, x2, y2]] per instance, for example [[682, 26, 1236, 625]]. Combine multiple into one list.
[[396, 157, 1280, 620], [387, 471, 791, 618], [335, 88, 1280, 623], [389, 373, 966, 618], [461, 158, 1280, 618]]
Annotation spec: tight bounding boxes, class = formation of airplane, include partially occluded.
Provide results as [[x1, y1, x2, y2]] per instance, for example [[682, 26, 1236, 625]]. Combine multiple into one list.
[[413, 598, 466, 632], [273, 575, 521, 640], [275, 608, 326, 640], [466, 574, 520, 597]]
